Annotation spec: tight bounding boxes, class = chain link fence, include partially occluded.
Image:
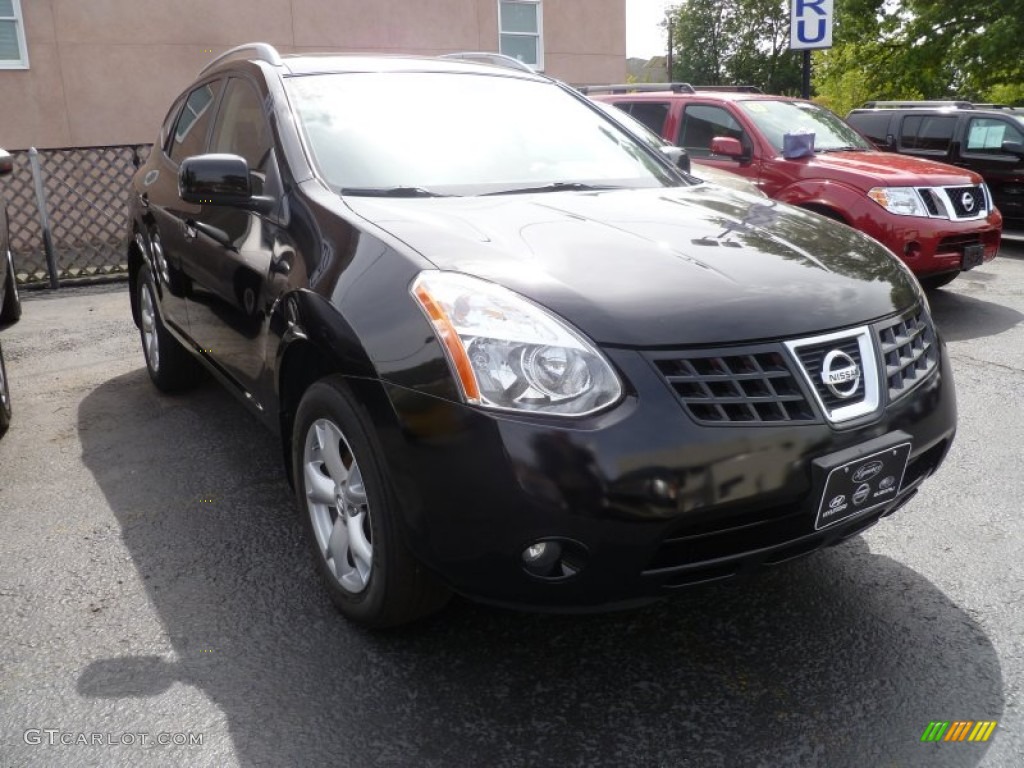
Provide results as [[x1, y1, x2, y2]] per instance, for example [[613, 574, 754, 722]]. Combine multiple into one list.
[[0, 144, 151, 287]]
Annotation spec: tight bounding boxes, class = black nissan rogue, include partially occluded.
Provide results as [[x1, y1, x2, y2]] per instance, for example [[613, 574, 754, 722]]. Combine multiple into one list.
[[128, 44, 957, 627], [1, 147, 22, 438]]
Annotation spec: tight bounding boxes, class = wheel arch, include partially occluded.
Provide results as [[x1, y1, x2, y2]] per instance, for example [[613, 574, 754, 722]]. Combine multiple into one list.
[[127, 231, 146, 326], [774, 179, 864, 225], [274, 292, 382, 486]]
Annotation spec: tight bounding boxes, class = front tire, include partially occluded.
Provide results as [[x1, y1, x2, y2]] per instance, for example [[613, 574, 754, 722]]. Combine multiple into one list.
[[1, 245, 21, 325], [0, 339, 11, 437], [135, 265, 203, 392], [292, 376, 450, 628]]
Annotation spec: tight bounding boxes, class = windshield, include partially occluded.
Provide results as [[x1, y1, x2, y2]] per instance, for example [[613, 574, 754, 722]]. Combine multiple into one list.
[[285, 72, 679, 195], [738, 100, 873, 153]]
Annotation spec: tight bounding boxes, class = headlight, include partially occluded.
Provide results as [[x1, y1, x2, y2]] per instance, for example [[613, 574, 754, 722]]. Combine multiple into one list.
[[867, 187, 929, 217], [411, 271, 623, 416]]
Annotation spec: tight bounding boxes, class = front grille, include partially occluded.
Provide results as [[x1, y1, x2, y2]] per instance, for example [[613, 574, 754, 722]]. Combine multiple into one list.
[[793, 336, 866, 410], [946, 185, 985, 218], [876, 309, 938, 400], [650, 349, 816, 424]]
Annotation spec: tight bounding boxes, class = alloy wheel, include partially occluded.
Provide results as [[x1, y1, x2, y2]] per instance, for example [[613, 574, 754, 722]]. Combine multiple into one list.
[[303, 418, 374, 593], [139, 279, 159, 374]]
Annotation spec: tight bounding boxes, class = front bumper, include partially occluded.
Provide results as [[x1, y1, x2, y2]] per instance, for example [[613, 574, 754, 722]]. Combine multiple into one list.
[[857, 205, 1001, 277], [375, 328, 957, 610]]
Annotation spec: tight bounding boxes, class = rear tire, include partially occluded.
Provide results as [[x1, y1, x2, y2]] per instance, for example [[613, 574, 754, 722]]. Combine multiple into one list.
[[292, 375, 450, 628], [0, 339, 11, 437], [919, 271, 959, 291], [1, 245, 21, 325], [135, 265, 203, 392]]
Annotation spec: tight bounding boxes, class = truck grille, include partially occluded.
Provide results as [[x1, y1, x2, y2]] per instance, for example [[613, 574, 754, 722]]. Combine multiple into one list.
[[946, 185, 986, 218]]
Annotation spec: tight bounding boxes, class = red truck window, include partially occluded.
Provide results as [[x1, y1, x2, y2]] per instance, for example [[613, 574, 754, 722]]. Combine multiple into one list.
[[679, 105, 745, 157]]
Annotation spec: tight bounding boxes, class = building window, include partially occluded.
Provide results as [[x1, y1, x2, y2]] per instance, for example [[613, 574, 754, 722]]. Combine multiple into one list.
[[0, 0, 28, 70], [498, 0, 543, 70]]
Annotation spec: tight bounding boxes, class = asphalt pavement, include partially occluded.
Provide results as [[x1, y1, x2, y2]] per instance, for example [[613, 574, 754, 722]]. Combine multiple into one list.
[[1, 245, 1023, 767]]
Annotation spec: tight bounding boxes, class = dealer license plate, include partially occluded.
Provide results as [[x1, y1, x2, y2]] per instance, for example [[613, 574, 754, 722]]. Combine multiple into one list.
[[962, 244, 985, 271], [815, 442, 912, 530]]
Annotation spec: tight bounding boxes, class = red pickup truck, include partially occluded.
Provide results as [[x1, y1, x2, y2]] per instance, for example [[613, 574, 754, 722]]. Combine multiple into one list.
[[589, 88, 1002, 289]]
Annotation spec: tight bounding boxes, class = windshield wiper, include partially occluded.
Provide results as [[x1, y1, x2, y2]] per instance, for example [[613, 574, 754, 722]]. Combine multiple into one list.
[[481, 181, 620, 196], [339, 186, 449, 198], [816, 146, 869, 153]]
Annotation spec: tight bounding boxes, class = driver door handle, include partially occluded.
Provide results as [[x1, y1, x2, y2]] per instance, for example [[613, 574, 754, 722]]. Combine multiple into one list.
[[183, 220, 197, 241]]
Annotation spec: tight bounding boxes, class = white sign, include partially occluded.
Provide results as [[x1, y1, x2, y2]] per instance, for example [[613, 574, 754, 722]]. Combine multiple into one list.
[[790, 0, 834, 50]]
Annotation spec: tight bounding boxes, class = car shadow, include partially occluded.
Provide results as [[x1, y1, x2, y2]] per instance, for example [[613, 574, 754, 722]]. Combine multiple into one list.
[[927, 285, 1023, 342], [76, 370, 1003, 767]]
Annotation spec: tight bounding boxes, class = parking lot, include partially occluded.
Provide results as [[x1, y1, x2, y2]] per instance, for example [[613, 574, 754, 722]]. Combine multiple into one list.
[[1, 245, 1024, 767]]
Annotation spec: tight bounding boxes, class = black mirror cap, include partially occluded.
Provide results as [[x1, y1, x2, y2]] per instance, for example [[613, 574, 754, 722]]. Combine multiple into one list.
[[0, 149, 12, 177], [179, 153, 252, 205], [1002, 140, 1024, 159]]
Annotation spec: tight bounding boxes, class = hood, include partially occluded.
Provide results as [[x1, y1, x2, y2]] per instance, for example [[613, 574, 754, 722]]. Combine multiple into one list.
[[800, 150, 981, 188], [346, 186, 918, 347]]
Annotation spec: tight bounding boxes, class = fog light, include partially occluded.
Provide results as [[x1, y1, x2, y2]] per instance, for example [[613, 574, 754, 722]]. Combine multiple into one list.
[[523, 542, 552, 562], [520, 538, 587, 581]]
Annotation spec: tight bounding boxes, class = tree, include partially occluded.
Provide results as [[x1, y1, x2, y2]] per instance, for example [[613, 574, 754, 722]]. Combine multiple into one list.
[[813, 0, 1024, 114], [668, 0, 803, 94]]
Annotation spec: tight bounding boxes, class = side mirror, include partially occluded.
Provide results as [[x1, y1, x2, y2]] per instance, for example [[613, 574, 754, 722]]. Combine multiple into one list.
[[179, 154, 275, 214], [710, 136, 745, 160], [1001, 140, 1024, 158], [660, 145, 691, 173], [0, 149, 13, 177]]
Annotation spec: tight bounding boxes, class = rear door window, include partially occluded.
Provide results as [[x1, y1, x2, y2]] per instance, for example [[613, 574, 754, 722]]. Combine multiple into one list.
[[169, 80, 223, 165], [899, 115, 956, 153], [620, 102, 670, 136]]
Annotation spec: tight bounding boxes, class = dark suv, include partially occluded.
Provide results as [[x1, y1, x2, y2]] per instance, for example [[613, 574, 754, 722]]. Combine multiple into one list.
[[846, 101, 1024, 229], [1, 148, 23, 437], [590, 86, 1002, 289], [128, 45, 956, 627]]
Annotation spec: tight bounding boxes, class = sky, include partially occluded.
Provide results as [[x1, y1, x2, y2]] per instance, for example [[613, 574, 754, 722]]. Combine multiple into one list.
[[626, 0, 674, 60]]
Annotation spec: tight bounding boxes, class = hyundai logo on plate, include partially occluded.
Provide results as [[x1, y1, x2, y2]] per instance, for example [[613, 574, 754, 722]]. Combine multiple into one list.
[[852, 460, 884, 483], [821, 350, 860, 399]]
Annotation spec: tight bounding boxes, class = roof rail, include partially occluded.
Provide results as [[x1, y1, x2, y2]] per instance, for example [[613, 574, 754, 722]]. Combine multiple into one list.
[[439, 51, 536, 74], [691, 85, 763, 93], [859, 100, 974, 110], [576, 82, 695, 95], [199, 42, 283, 76]]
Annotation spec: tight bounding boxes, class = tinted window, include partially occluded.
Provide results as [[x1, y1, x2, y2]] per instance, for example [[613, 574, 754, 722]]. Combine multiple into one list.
[[847, 112, 891, 146], [211, 79, 270, 165], [900, 115, 956, 152], [169, 80, 223, 165], [210, 78, 275, 194], [160, 95, 186, 154], [678, 105, 745, 157], [964, 117, 1024, 154], [623, 102, 670, 135]]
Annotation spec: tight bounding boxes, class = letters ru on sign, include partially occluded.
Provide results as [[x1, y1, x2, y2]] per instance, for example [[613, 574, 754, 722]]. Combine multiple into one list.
[[790, 0, 834, 50]]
